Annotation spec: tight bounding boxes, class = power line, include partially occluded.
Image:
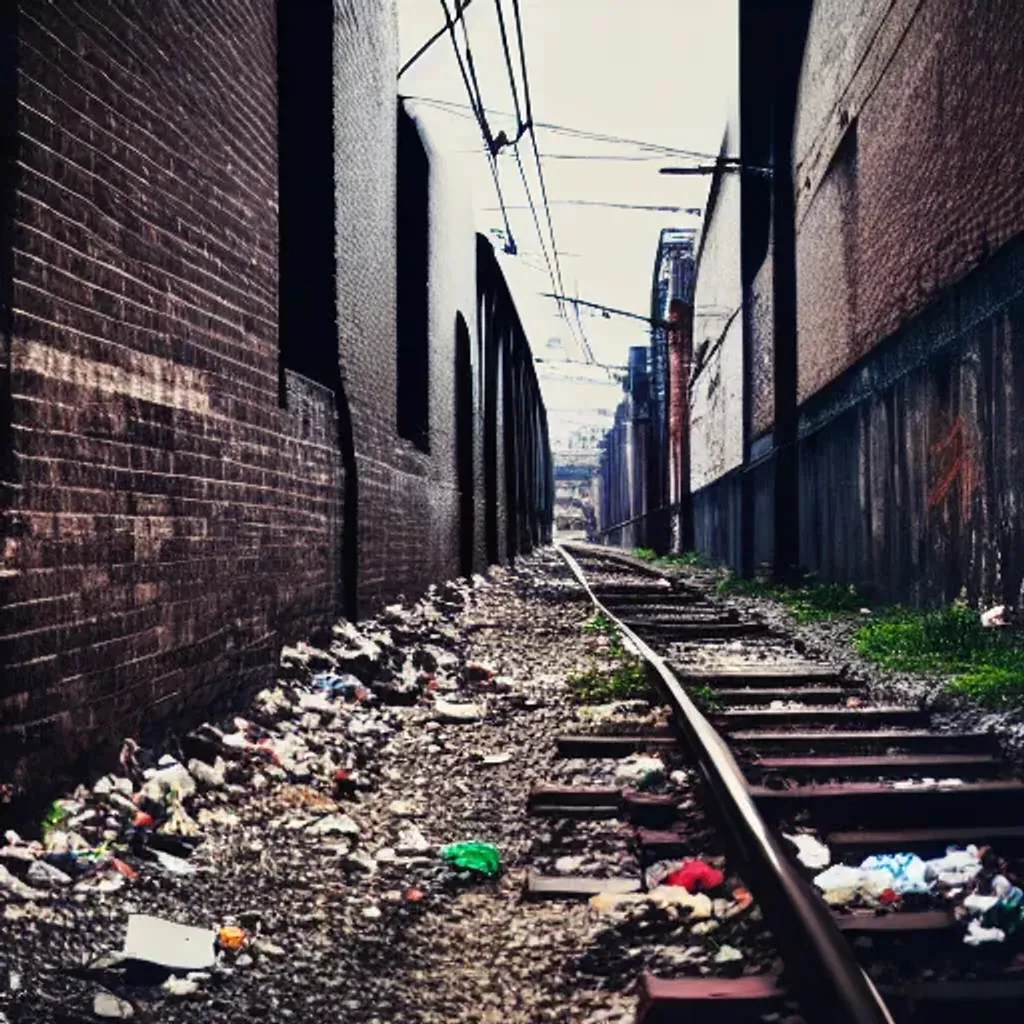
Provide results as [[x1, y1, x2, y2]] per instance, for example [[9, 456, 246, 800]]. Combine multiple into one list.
[[397, 0, 476, 79], [433, 0, 517, 252], [492, 0, 524, 129], [511, 145, 562, 323], [535, 356, 627, 371], [539, 292, 675, 329], [402, 94, 741, 163], [510, 0, 593, 363], [485, 199, 703, 214]]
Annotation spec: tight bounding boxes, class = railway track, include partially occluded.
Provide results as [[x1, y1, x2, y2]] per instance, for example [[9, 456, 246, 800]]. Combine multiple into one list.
[[532, 542, 1024, 1023]]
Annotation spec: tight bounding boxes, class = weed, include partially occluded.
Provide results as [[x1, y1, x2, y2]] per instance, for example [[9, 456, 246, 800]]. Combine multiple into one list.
[[688, 683, 722, 712], [717, 571, 863, 622], [582, 612, 625, 654], [568, 657, 655, 704], [632, 547, 658, 562], [582, 611, 617, 636], [854, 604, 1024, 707]]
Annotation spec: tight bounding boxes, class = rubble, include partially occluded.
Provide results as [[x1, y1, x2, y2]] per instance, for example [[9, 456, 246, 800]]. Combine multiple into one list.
[[0, 550, 770, 1023]]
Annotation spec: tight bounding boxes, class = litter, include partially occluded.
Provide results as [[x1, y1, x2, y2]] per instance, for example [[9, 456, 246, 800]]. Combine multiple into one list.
[[589, 886, 713, 918], [26, 860, 72, 888], [478, 752, 512, 765], [859, 853, 929, 895], [713, 944, 744, 963], [312, 672, 363, 698], [925, 845, 982, 887], [93, 992, 134, 1019], [664, 859, 725, 892], [964, 919, 1006, 945], [981, 605, 1009, 628], [150, 849, 197, 876], [440, 841, 501, 876], [989, 875, 1024, 935], [121, 914, 217, 972], [434, 698, 483, 723], [162, 976, 201, 997], [812, 864, 895, 905], [217, 926, 247, 951], [784, 833, 831, 869], [614, 754, 665, 789], [963, 893, 1000, 915]]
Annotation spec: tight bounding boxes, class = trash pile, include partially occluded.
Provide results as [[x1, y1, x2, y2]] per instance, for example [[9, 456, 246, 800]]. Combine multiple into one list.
[[0, 578, 516, 1008], [587, 854, 756, 968], [785, 831, 1024, 946]]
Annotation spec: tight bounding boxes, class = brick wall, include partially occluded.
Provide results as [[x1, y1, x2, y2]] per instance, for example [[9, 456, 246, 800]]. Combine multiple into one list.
[[795, 0, 1024, 402], [332, 13, 473, 608], [0, 0, 342, 792], [0, 0, 552, 793], [691, 124, 744, 490]]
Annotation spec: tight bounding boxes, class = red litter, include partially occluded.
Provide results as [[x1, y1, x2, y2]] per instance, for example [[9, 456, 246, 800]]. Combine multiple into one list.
[[665, 859, 726, 892], [112, 859, 138, 881]]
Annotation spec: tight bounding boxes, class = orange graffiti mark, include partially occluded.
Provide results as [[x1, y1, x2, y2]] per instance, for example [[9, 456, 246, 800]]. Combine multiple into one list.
[[926, 416, 975, 519]]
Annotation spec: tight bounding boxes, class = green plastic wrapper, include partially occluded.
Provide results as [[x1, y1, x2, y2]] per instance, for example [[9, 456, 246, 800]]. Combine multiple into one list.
[[41, 801, 70, 838], [440, 841, 501, 876]]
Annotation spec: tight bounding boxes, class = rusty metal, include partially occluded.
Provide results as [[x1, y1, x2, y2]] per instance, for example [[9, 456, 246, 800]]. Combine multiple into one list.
[[556, 540, 895, 1024]]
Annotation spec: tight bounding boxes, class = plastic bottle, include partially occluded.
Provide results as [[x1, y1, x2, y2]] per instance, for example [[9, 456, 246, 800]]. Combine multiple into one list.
[[990, 875, 1024, 935]]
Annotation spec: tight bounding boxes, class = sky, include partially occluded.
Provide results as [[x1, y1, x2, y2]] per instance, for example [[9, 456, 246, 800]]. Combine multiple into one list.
[[396, 0, 738, 451]]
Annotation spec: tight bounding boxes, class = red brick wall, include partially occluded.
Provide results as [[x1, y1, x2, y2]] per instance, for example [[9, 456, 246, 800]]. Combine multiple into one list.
[[0, 0, 342, 791], [795, 0, 1024, 402]]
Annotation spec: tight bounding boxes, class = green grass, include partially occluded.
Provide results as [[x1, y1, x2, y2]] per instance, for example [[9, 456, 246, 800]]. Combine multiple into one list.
[[854, 604, 1024, 707], [687, 682, 723, 713], [631, 548, 720, 570], [568, 656, 655, 703], [716, 571, 864, 622], [574, 611, 655, 702]]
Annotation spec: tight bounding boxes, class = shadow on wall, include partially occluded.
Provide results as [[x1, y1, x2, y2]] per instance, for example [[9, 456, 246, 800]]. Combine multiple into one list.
[[397, 104, 430, 453], [455, 311, 474, 577], [277, 0, 357, 618]]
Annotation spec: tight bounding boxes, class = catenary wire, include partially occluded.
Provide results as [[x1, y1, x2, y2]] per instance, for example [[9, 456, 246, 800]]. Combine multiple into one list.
[[510, 0, 593, 362], [434, 0, 517, 251]]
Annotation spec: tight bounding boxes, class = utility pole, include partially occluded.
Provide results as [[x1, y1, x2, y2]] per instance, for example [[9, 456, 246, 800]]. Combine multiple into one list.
[[667, 298, 694, 554]]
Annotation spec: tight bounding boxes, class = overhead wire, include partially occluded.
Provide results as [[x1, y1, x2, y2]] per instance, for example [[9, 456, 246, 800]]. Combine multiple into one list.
[[401, 94, 740, 163], [485, 199, 703, 213], [486, 0, 585, 358], [434, 0, 517, 252], [508, 0, 593, 363], [398, 0, 476, 78]]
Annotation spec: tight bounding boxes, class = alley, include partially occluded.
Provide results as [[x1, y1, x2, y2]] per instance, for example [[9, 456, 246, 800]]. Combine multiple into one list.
[[0, 552, 759, 1024]]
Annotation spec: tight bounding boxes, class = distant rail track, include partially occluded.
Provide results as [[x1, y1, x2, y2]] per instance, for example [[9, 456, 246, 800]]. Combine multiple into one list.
[[533, 542, 1024, 1023]]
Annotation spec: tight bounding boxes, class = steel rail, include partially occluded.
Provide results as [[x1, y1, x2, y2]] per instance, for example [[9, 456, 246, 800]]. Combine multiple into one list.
[[555, 540, 895, 1024]]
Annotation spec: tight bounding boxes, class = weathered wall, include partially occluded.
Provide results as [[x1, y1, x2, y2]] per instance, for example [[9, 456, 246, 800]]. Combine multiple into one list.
[[0, 0, 342, 790], [690, 125, 744, 491], [0, 1, 552, 795], [798, 235, 1024, 605], [691, 0, 1024, 603], [794, 0, 1024, 402]]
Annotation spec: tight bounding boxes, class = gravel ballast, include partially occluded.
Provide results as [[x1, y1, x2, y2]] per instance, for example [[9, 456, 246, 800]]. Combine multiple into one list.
[[0, 549, 776, 1024]]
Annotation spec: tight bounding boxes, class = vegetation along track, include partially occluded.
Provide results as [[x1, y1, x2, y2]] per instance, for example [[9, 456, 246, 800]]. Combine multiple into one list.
[[548, 541, 1024, 1023]]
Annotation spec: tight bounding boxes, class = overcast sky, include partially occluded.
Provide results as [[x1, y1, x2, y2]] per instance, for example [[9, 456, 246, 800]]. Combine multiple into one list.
[[396, 0, 738, 449]]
